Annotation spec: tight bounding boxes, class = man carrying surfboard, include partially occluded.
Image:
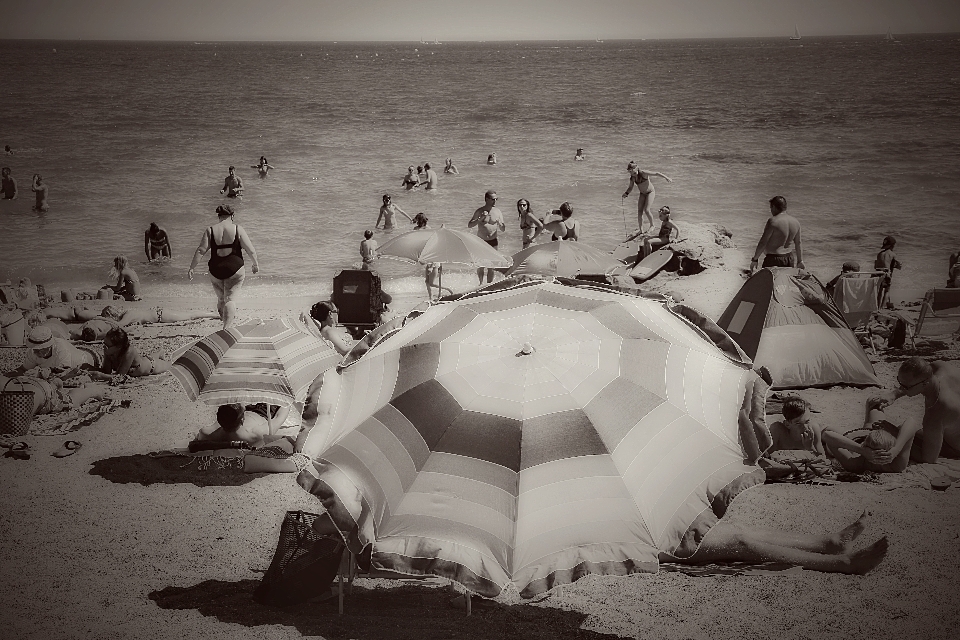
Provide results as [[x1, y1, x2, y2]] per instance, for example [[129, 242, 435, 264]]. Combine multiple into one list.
[[750, 195, 804, 274]]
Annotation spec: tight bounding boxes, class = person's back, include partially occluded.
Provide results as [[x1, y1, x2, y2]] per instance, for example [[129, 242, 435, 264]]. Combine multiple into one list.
[[767, 214, 800, 253]]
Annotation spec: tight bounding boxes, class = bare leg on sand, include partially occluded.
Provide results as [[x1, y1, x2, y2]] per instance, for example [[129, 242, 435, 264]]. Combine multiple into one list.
[[679, 511, 887, 574]]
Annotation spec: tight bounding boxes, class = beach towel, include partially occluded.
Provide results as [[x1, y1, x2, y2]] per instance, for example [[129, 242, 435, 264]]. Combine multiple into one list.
[[877, 458, 960, 491], [29, 398, 129, 436], [835, 276, 881, 328]]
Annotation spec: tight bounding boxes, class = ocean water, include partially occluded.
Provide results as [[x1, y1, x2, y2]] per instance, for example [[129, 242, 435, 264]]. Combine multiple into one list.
[[1, 36, 959, 303]]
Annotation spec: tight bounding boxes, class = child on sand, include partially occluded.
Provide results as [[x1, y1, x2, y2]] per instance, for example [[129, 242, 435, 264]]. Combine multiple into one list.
[[769, 396, 825, 456]]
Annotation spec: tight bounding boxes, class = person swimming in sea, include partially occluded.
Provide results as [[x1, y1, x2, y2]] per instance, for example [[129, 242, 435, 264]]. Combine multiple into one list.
[[575, 148, 585, 161], [251, 156, 275, 179], [376, 194, 412, 230], [487, 153, 497, 165], [444, 158, 459, 175]]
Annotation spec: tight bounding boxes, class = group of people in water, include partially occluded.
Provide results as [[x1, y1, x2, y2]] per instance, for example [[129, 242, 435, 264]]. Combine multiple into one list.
[[1, 166, 49, 212]]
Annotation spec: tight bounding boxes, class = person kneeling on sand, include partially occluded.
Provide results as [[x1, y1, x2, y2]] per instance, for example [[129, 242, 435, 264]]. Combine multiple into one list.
[[101, 255, 142, 302], [5, 326, 98, 377], [87, 327, 170, 380], [193, 403, 291, 449]]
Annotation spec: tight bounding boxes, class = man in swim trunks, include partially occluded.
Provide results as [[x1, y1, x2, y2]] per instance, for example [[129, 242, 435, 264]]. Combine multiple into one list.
[[144, 222, 173, 261], [31, 174, 48, 211], [1, 167, 16, 199], [750, 195, 804, 274], [220, 165, 244, 198], [468, 190, 506, 284]]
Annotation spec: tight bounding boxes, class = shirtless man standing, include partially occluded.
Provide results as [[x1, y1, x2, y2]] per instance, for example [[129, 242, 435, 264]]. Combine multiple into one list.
[[220, 165, 244, 198], [421, 162, 439, 191], [31, 174, 48, 211], [750, 195, 803, 274], [468, 190, 506, 284]]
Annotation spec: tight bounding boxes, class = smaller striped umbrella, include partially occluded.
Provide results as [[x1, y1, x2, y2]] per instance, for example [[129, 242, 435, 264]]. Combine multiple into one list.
[[170, 317, 341, 407], [505, 240, 628, 278], [377, 226, 513, 294]]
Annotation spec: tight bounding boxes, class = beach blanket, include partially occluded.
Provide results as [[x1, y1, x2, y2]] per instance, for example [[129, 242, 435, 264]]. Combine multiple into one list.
[[89, 446, 290, 487], [29, 398, 130, 436], [877, 458, 960, 491]]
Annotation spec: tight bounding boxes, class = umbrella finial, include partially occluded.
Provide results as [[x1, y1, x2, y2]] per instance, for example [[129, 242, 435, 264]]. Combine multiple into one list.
[[517, 342, 535, 357]]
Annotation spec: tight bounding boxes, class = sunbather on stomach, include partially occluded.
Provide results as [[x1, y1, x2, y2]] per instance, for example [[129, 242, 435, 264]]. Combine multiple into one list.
[[194, 403, 291, 449]]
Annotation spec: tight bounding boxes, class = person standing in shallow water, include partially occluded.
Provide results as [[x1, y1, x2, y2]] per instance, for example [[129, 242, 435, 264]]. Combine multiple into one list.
[[376, 194, 412, 230], [1, 167, 17, 199], [750, 195, 803, 274], [220, 165, 244, 198], [144, 223, 173, 261], [31, 174, 48, 211], [251, 156, 274, 179], [188, 204, 259, 329]]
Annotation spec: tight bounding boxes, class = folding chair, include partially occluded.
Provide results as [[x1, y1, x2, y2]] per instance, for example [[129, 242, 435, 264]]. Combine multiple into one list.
[[833, 273, 916, 352], [915, 288, 960, 338], [331, 269, 389, 339]]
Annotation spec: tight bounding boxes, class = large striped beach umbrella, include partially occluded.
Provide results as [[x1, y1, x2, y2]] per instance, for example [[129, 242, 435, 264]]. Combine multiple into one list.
[[505, 240, 627, 278], [170, 317, 341, 406], [297, 281, 770, 599]]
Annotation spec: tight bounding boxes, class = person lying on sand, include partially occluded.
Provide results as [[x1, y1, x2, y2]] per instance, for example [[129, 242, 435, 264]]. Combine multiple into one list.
[[769, 397, 825, 455], [99, 304, 220, 328], [87, 327, 170, 380], [0, 374, 109, 415], [21, 310, 71, 340], [42, 304, 101, 323], [672, 510, 887, 575], [822, 395, 919, 473], [194, 403, 291, 449], [4, 326, 98, 377]]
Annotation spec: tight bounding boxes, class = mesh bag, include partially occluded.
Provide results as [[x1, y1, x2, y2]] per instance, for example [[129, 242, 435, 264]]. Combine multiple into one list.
[[253, 510, 344, 606], [1, 378, 35, 436]]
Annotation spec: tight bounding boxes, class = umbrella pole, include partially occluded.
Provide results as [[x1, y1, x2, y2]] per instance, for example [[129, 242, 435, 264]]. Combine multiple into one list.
[[439, 264, 443, 300]]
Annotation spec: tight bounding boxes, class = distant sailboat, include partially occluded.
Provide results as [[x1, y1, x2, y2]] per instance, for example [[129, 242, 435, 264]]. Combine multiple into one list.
[[885, 29, 900, 43], [790, 25, 801, 40]]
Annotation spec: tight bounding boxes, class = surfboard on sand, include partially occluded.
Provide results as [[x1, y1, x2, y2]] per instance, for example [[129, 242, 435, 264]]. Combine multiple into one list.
[[629, 249, 674, 283], [612, 240, 641, 265]]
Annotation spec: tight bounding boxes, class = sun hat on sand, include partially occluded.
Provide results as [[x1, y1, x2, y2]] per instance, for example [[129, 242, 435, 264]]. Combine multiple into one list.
[[26, 325, 54, 349]]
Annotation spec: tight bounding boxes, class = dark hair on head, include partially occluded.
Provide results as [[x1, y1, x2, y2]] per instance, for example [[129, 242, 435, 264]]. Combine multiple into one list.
[[424, 162, 431, 170], [899, 356, 932, 381], [781, 396, 808, 420], [364, 229, 374, 239], [383, 194, 391, 202], [81, 326, 97, 342], [417, 165, 423, 173], [559, 202, 573, 218], [516, 199, 531, 217], [769, 195, 787, 214], [103, 327, 131, 355], [217, 403, 245, 433], [1, 167, 9, 174], [412, 213, 428, 228], [310, 301, 337, 324], [260, 156, 267, 164], [881, 235, 896, 249], [228, 165, 235, 171], [149, 222, 160, 233]]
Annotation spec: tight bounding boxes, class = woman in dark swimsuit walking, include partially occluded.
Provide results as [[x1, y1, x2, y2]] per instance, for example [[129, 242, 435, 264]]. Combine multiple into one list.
[[187, 204, 259, 329]]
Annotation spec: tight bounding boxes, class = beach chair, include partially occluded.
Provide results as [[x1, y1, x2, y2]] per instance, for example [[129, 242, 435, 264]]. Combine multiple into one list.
[[832, 272, 916, 352], [915, 288, 960, 338], [331, 269, 389, 339]]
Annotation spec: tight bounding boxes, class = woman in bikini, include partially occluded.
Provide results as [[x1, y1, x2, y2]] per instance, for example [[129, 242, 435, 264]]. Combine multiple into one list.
[[376, 194, 412, 230], [401, 166, 420, 190], [188, 204, 259, 329], [517, 199, 544, 249], [251, 156, 275, 179], [622, 161, 672, 234], [90, 327, 170, 380], [308, 301, 355, 356], [144, 223, 172, 262]]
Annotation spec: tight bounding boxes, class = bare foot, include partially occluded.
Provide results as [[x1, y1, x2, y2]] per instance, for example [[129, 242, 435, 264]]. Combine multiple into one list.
[[829, 510, 870, 553], [846, 537, 888, 575]]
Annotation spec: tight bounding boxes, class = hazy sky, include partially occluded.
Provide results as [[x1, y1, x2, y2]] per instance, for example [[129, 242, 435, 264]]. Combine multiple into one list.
[[3, 0, 959, 41]]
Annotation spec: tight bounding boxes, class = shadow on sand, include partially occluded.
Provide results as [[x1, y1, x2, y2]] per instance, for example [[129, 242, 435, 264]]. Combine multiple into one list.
[[89, 453, 268, 487], [149, 579, 616, 640]]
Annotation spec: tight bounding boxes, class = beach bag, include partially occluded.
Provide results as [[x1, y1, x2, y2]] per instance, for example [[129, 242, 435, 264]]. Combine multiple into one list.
[[253, 510, 344, 606], [0, 378, 35, 436]]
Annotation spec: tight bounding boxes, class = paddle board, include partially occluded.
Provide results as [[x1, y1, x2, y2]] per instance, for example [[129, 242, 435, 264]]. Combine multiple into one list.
[[629, 249, 674, 283]]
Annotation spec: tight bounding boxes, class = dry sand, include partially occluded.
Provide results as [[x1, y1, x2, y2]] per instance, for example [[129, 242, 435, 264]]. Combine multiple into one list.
[[2, 250, 959, 640]]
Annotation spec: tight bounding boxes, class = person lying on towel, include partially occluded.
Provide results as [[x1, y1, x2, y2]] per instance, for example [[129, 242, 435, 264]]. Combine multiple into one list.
[[193, 403, 291, 450]]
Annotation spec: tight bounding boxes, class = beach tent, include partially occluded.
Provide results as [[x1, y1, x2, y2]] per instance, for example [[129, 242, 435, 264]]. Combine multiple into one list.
[[717, 268, 880, 389], [296, 280, 770, 599]]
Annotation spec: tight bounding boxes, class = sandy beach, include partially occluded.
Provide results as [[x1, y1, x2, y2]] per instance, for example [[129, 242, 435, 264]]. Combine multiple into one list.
[[2, 237, 960, 640]]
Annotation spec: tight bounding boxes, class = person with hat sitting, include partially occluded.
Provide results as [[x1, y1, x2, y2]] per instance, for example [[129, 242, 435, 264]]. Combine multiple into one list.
[[4, 326, 99, 377]]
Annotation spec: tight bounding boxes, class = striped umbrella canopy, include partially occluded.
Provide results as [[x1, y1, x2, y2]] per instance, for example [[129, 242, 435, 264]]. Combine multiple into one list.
[[505, 240, 628, 278], [297, 281, 770, 599], [170, 317, 341, 406]]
